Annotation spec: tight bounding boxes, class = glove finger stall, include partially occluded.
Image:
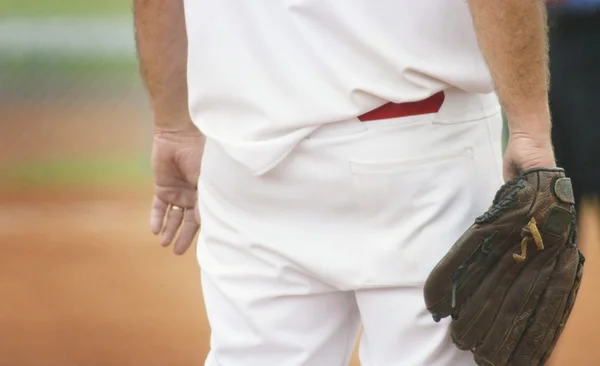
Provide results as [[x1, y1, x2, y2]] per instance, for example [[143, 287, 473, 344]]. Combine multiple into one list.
[[471, 247, 559, 366]]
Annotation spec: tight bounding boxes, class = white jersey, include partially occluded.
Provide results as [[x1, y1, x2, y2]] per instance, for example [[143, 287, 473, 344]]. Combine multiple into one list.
[[183, 0, 495, 175]]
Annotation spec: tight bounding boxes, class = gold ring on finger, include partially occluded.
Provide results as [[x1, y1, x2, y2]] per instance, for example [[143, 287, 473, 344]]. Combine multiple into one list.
[[170, 205, 185, 212]]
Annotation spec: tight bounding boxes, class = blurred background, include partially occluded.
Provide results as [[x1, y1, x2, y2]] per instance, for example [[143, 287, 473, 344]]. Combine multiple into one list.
[[0, 1, 209, 365], [0, 1, 599, 365]]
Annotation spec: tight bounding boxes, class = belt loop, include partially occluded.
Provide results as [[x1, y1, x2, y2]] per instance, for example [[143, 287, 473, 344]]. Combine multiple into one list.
[[432, 89, 500, 123]]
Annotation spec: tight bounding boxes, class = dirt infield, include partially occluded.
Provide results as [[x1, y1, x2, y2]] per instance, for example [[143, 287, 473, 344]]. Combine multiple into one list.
[[0, 188, 207, 366], [0, 185, 599, 366]]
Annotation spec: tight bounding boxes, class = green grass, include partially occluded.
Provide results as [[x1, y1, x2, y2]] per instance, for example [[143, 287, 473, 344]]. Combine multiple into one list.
[[0, 0, 131, 17], [0, 54, 142, 99], [0, 155, 151, 189], [0, 54, 139, 84]]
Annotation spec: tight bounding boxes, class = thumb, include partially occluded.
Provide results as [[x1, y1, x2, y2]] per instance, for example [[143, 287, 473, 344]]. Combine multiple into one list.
[[502, 150, 522, 182], [503, 161, 518, 183]]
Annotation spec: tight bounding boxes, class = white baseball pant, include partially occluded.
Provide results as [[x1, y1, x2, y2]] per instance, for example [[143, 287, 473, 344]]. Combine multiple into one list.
[[196, 89, 503, 366]]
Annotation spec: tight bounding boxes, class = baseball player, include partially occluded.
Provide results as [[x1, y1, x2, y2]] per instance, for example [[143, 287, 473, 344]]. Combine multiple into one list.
[[134, 0, 557, 365]]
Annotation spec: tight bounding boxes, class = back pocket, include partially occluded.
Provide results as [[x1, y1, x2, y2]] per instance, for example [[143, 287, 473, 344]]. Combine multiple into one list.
[[349, 147, 479, 285]]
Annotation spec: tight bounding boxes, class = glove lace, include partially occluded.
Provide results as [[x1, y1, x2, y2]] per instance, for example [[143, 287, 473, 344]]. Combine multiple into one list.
[[476, 177, 526, 224], [513, 217, 544, 262]]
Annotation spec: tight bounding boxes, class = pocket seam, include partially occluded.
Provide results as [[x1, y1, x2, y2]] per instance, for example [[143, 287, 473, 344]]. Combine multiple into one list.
[[432, 114, 491, 125], [349, 147, 474, 175]]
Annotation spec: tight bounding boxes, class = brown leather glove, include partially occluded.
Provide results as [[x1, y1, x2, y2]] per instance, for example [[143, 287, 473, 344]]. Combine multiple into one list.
[[424, 168, 585, 366]]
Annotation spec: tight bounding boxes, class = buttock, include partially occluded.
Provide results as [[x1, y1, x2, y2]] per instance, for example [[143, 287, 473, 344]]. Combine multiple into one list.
[[197, 95, 504, 290]]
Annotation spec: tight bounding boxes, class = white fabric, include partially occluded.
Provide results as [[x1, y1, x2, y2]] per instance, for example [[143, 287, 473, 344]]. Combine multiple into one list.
[[196, 90, 504, 365], [183, 0, 495, 175]]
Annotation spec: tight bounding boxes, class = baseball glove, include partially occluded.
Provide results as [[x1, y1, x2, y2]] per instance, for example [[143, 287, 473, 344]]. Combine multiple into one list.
[[423, 168, 585, 366]]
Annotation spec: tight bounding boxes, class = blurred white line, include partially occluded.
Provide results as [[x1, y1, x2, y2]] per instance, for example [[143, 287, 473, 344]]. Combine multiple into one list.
[[0, 17, 136, 56]]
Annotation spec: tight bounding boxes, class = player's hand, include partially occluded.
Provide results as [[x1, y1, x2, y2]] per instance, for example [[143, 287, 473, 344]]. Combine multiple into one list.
[[503, 131, 556, 182], [149, 125, 205, 255]]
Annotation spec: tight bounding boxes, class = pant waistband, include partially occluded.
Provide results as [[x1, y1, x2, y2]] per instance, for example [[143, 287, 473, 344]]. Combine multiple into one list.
[[311, 88, 500, 139]]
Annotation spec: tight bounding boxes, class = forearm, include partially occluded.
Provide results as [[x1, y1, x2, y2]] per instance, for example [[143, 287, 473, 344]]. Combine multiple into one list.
[[133, 0, 194, 131], [468, 0, 551, 136]]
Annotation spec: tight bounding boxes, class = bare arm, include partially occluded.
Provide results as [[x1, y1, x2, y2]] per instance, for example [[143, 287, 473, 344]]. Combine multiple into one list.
[[468, 0, 551, 137], [133, 0, 195, 131], [134, 0, 203, 255]]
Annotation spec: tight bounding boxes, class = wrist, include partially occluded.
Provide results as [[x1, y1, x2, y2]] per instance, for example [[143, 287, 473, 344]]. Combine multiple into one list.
[[153, 126, 205, 146], [505, 111, 552, 138], [508, 131, 553, 147], [154, 127, 202, 139], [153, 113, 198, 134]]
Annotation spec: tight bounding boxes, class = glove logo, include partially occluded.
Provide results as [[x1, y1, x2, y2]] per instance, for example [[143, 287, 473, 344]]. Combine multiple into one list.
[[553, 177, 575, 204]]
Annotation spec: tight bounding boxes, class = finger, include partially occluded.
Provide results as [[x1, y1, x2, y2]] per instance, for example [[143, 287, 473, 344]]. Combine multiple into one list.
[[160, 205, 185, 247], [150, 196, 169, 235], [173, 208, 200, 255]]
